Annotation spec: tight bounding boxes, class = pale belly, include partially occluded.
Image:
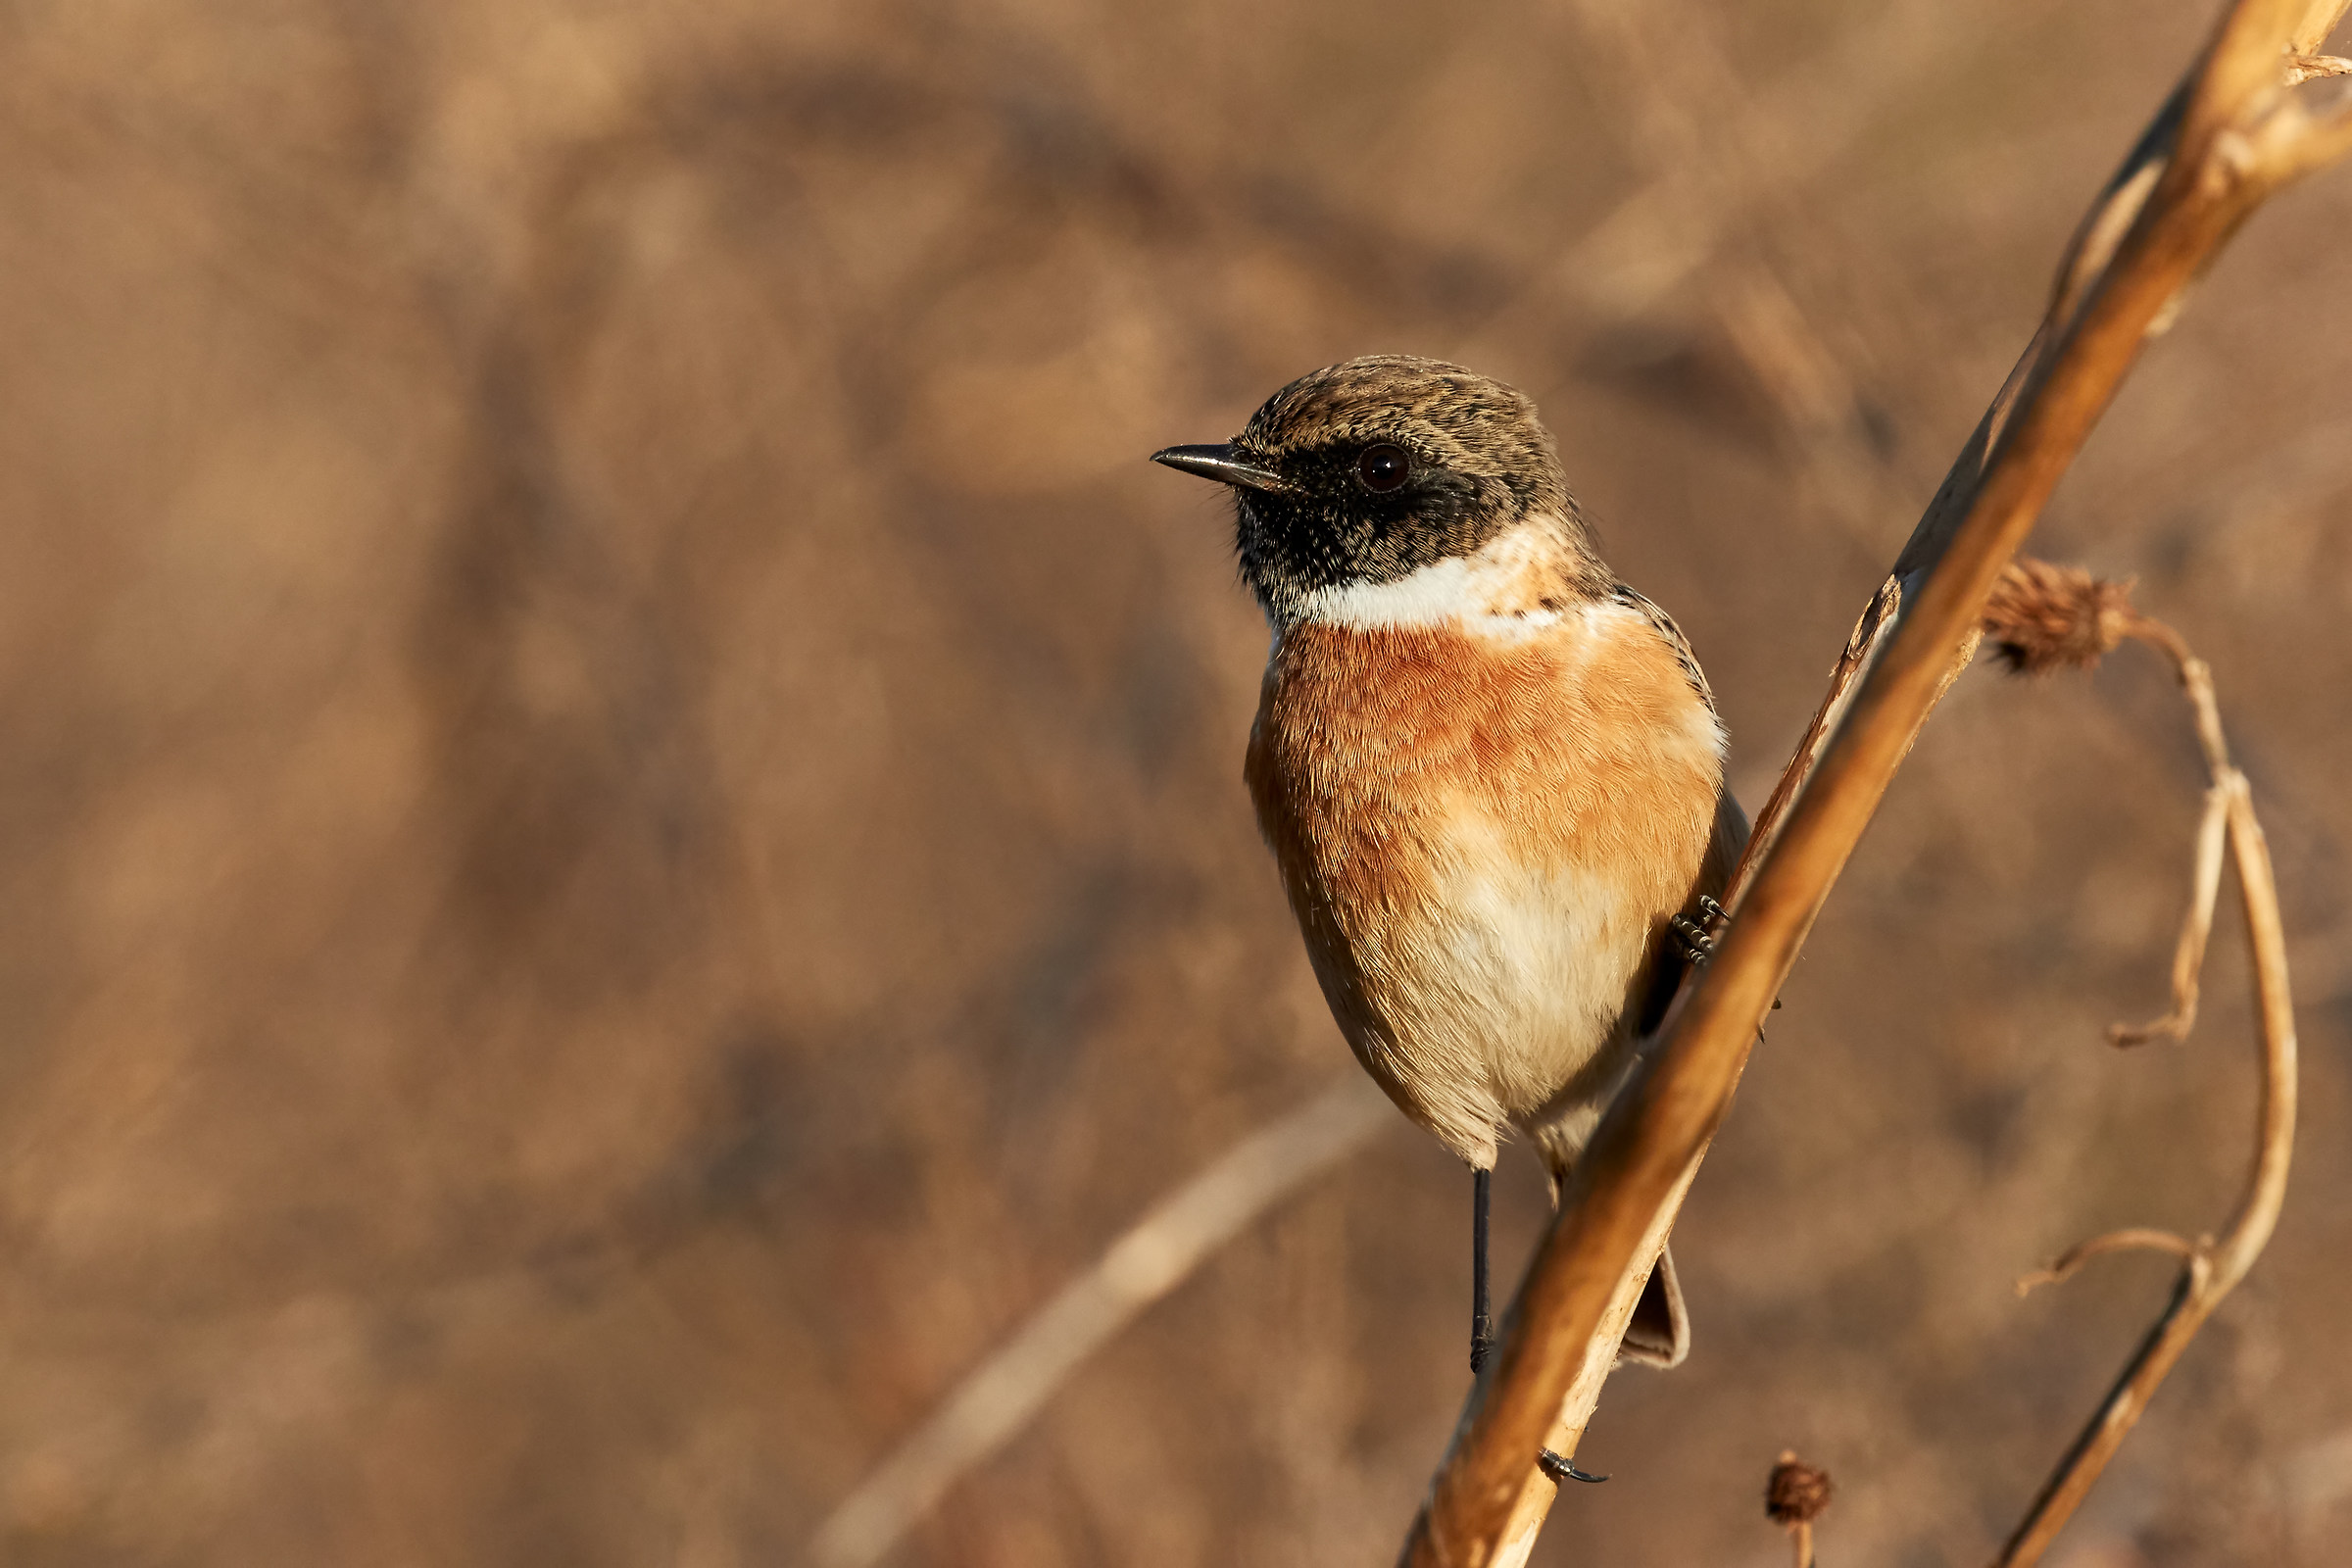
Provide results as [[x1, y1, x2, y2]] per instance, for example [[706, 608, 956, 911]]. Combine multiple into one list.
[[1302, 805, 1668, 1173]]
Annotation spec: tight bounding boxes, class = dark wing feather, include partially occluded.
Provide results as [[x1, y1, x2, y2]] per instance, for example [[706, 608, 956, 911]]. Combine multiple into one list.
[[1613, 585, 1746, 1368]]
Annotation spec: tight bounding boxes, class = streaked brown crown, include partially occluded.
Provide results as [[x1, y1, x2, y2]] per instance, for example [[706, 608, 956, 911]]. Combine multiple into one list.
[[1224, 357, 1605, 620]]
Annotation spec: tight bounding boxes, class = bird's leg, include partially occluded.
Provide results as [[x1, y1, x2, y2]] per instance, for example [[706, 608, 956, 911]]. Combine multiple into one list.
[[1668, 894, 1731, 964], [1469, 1166, 1494, 1375], [1470, 1171, 1604, 1479]]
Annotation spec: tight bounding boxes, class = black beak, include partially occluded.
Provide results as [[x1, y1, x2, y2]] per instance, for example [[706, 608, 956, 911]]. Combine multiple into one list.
[[1151, 443, 1291, 494]]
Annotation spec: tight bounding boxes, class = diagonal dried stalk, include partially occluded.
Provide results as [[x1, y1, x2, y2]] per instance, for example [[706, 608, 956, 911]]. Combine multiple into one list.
[[1986, 565, 2297, 1568], [1399, 6, 2351, 1564], [807, 1075, 1392, 1568]]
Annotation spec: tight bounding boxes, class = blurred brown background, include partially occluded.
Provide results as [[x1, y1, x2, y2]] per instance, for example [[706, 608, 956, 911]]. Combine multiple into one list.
[[5, 0, 2351, 1563]]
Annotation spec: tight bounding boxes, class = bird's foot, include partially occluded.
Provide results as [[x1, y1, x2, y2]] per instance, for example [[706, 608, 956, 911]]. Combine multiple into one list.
[[1668, 896, 1786, 1014], [1539, 1449, 1609, 1485], [1669, 895, 1731, 964]]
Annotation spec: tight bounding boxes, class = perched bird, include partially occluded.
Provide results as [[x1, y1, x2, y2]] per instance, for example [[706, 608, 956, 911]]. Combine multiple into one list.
[[1153, 355, 1744, 1390]]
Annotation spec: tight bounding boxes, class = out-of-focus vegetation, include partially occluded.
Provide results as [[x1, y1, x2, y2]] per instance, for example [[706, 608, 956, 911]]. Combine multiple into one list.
[[3, 2, 2349, 1563]]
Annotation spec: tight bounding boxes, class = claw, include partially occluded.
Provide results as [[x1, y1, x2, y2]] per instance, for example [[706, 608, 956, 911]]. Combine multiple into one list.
[[1669, 916, 1713, 962], [1669, 915, 1711, 962], [1671, 896, 1733, 965], [1539, 1448, 1609, 1484], [1670, 897, 1787, 1013]]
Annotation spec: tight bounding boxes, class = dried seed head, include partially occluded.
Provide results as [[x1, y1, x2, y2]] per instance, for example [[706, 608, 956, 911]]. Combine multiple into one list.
[[1766, 1451, 1833, 1525], [1981, 558, 2138, 675]]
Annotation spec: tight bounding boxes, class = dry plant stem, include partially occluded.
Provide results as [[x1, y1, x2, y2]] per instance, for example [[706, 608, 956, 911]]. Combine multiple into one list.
[[2014, 1226, 2198, 1295], [1398, 6, 2348, 1563], [1995, 778, 2294, 1567], [1992, 628, 2298, 1568], [2093, 616, 2235, 1051], [1482, 1166, 1696, 1563], [2292, 0, 2352, 52], [808, 1075, 1391, 1568], [2109, 778, 2230, 1045]]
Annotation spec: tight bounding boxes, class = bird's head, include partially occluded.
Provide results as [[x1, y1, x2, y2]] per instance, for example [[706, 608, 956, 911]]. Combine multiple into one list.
[[1153, 356, 1606, 627]]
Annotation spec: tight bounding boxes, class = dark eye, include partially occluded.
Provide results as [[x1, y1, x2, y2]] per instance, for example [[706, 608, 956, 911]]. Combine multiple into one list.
[[1355, 443, 1411, 493]]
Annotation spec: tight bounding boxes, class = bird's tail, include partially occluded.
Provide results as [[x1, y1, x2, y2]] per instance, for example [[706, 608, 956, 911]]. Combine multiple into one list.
[[1617, 1243, 1689, 1368]]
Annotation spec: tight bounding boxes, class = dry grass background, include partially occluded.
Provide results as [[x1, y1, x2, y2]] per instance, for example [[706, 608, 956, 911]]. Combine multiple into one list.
[[3, 1, 2350, 1563]]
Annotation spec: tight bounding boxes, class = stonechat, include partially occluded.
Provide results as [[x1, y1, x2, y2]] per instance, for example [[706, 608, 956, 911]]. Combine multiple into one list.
[[1154, 356, 1745, 1385]]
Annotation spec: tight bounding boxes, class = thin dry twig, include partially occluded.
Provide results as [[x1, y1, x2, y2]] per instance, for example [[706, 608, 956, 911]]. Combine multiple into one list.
[[2109, 780, 2232, 1045], [1976, 560, 2238, 1048], [1399, 7, 2346, 1563], [1984, 565, 2298, 1568], [2013, 1226, 2201, 1296], [806, 1075, 1391, 1568], [2286, 51, 2352, 82]]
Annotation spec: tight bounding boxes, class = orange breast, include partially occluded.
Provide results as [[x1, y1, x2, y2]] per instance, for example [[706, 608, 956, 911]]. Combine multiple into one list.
[[1244, 606, 1726, 1164]]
